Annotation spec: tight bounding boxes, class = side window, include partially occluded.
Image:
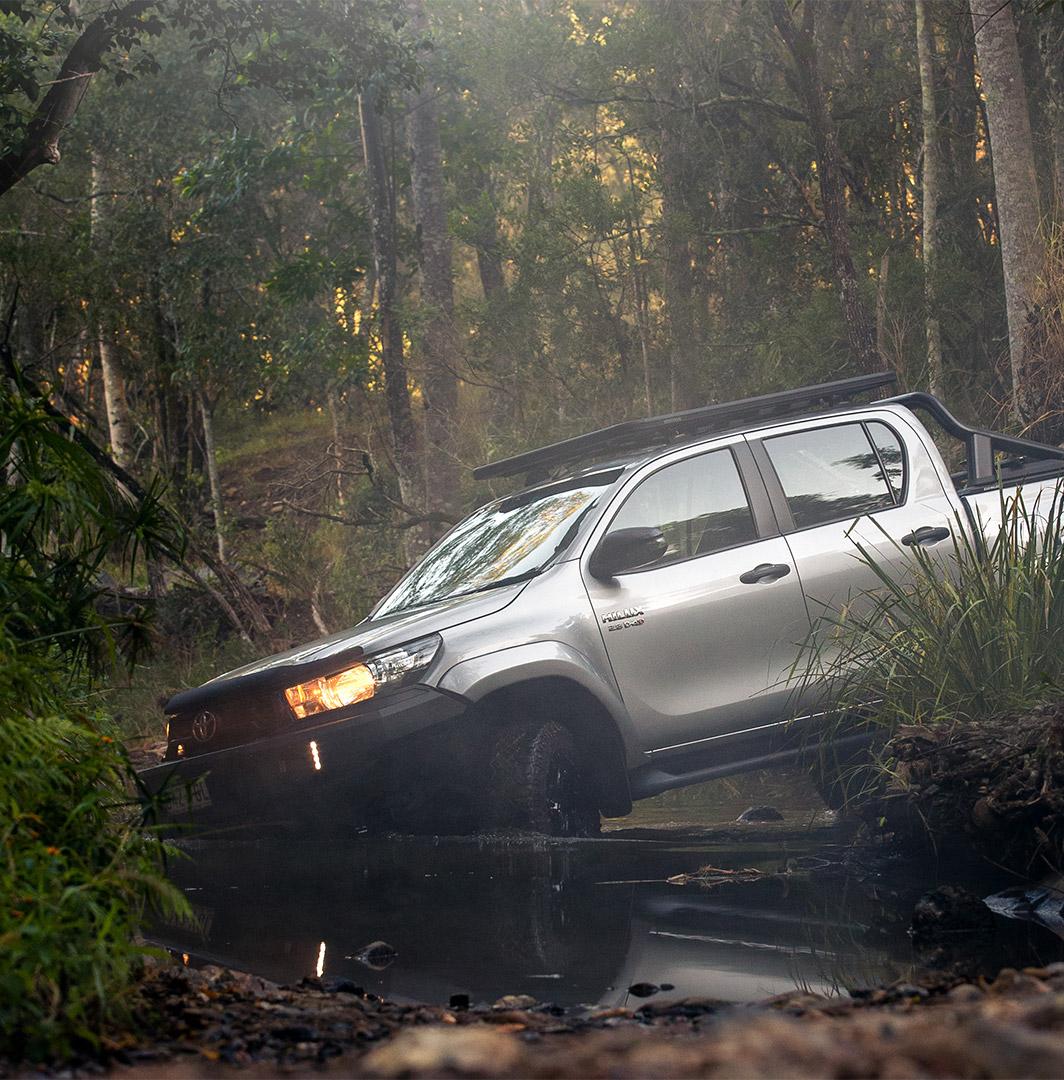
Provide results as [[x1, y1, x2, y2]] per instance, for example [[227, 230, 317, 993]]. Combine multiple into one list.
[[607, 449, 758, 567], [764, 423, 895, 530], [867, 421, 905, 502]]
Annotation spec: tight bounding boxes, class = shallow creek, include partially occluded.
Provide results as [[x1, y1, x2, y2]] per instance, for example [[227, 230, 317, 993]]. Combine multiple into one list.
[[151, 815, 1064, 1010]]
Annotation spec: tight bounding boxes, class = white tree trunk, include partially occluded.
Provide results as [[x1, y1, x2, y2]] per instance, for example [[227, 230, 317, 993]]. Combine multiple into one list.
[[90, 154, 134, 467], [198, 388, 227, 566]]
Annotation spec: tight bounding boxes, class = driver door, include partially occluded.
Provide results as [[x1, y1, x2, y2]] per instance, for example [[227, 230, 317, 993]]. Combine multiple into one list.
[[582, 443, 811, 753]]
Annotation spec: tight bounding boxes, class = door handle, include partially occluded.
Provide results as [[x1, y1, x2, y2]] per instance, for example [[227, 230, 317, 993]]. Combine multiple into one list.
[[901, 525, 951, 547], [739, 562, 792, 585]]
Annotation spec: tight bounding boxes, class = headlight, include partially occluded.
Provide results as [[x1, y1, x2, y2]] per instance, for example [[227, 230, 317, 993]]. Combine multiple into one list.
[[283, 634, 441, 720]]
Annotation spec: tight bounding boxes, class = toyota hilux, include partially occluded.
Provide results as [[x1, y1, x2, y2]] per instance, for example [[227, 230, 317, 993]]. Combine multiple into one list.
[[140, 373, 1064, 835]]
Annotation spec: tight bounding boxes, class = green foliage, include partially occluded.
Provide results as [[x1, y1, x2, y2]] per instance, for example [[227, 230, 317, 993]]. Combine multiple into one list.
[[799, 489, 1064, 733], [0, 638, 188, 1061], [0, 378, 183, 668], [0, 378, 188, 1060]]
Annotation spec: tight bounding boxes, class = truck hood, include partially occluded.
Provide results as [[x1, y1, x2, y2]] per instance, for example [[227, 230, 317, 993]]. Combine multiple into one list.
[[164, 582, 528, 715]]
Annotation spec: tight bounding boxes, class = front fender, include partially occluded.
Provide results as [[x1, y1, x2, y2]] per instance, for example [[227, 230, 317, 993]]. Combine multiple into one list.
[[436, 640, 638, 761]]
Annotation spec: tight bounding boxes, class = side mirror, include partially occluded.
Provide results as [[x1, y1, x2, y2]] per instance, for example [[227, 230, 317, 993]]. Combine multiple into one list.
[[589, 527, 667, 581]]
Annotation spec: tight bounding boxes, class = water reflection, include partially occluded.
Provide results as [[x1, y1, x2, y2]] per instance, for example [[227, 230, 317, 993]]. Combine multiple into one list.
[[153, 835, 930, 1007]]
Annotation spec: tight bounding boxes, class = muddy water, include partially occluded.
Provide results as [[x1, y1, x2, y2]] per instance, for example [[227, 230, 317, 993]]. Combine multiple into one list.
[[150, 815, 1064, 1012]]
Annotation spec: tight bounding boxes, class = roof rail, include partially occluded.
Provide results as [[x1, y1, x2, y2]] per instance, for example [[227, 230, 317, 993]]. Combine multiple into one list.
[[474, 371, 898, 482]]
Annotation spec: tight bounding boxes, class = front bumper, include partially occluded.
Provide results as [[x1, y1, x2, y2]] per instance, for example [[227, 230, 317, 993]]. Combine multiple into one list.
[[138, 685, 466, 832]]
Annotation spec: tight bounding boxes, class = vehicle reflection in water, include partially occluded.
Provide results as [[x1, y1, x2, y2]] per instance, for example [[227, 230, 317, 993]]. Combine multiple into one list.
[[152, 835, 930, 1008]]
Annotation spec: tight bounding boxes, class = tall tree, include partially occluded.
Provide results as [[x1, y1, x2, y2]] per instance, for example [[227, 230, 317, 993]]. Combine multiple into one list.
[[770, 0, 880, 373], [89, 154, 134, 467], [916, 0, 945, 396], [971, 0, 1043, 421], [405, 0, 459, 529], [1038, 5, 1064, 213], [358, 82, 430, 563]]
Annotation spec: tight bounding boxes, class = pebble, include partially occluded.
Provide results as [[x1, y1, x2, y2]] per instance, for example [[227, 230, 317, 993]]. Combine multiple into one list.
[[361, 1026, 522, 1077], [736, 805, 784, 823], [492, 993, 537, 1011]]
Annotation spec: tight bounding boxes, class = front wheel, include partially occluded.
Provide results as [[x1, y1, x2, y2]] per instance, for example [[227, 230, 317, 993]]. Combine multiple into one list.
[[487, 720, 600, 836]]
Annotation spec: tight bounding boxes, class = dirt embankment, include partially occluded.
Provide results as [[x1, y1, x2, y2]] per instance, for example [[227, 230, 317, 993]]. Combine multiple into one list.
[[35, 960, 1064, 1079], [863, 703, 1064, 875]]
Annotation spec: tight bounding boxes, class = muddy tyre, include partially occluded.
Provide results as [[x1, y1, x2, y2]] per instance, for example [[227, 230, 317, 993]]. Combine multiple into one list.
[[487, 720, 600, 836]]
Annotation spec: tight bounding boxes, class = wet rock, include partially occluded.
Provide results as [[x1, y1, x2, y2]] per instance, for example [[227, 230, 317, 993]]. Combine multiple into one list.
[[361, 1026, 522, 1077], [911, 886, 997, 973], [492, 993, 537, 1011], [912, 886, 995, 942], [736, 804, 784, 823], [985, 885, 1064, 938], [355, 940, 399, 970]]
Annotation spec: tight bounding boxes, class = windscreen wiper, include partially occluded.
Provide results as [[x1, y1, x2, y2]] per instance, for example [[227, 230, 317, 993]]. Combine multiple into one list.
[[466, 566, 545, 595]]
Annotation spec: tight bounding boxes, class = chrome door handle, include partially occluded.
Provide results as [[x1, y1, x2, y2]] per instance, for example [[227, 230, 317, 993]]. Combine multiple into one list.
[[739, 562, 791, 584], [901, 526, 951, 547]]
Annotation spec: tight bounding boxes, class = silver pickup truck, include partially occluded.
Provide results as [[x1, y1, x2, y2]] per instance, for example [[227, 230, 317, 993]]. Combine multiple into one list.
[[141, 373, 1064, 835]]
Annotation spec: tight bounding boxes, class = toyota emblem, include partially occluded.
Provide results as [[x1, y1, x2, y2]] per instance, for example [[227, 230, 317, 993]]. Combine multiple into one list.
[[191, 710, 218, 743]]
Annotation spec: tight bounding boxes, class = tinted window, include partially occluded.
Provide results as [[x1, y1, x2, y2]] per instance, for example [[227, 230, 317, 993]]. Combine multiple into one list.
[[765, 424, 895, 529], [607, 449, 757, 567], [867, 421, 905, 501]]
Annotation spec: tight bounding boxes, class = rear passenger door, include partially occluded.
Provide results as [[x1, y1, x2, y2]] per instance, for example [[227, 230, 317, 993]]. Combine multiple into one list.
[[583, 442, 811, 754], [750, 415, 956, 688]]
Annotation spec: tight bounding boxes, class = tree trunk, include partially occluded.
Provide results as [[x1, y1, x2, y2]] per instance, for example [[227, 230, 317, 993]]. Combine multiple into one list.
[[327, 387, 346, 508], [971, 0, 1043, 421], [770, 0, 880, 373], [198, 388, 227, 567], [916, 0, 945, 397], [358, 82, 430, 564], [1038, 5, 1064, 214], [659, 124, 699, 412], [89, 154, 134, 467], [405, 0, 459, 532], [0, 1, 153, 197]]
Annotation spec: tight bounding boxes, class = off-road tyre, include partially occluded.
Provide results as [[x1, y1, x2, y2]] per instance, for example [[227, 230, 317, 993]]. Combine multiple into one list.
[[487, 720, 600, 836]]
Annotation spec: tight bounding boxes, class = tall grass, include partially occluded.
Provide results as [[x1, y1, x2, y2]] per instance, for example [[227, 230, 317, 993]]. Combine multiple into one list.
[[799, 486, 1064, 733]]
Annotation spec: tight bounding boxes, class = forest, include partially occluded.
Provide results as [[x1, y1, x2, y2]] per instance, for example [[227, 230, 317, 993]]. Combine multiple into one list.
[[5, 0, 1064, 1070], [4, 0, 1064, 644]]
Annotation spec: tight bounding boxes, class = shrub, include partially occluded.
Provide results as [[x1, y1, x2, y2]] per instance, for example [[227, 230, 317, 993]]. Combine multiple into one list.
[[0, 632, 187, 1062], [0, 377, 187, 1061], [799, 487, 1064, 733]]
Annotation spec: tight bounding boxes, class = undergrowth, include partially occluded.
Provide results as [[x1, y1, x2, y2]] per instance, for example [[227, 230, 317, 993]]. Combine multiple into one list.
[[0, 634, 188, 1062], [0, 378, 189, 1061], [801, 487, 1064, 731]]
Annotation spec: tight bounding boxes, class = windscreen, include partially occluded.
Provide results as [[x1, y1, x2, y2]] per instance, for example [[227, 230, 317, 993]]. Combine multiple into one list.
[[374, 473, 620, 617]]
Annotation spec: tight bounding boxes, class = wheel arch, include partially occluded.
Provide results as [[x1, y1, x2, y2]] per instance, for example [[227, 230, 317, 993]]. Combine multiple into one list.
[[438, 647, 633, 817]]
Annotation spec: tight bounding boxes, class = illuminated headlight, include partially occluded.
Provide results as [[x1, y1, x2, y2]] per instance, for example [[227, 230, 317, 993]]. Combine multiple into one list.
[[283, 634, 441, 720]]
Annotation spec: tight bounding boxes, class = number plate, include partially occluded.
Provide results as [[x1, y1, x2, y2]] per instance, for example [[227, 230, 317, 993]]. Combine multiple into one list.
[[185, 776, 212, 810]]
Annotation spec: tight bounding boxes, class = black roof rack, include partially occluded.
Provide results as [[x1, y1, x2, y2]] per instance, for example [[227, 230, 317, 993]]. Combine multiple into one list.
[[474, 371, 898, 482]]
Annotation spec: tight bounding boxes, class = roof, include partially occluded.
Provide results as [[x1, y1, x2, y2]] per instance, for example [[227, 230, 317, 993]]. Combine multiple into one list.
[[474, 372, 899, 483]]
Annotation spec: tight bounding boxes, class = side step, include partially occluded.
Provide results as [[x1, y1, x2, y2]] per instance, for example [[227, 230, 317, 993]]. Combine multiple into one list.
[[628, 729, 876, 801]]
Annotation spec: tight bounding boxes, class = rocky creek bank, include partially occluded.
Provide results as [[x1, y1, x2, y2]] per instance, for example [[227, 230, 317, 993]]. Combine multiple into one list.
[[21, 958, 1064, 1079]]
